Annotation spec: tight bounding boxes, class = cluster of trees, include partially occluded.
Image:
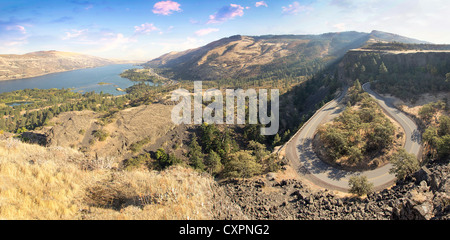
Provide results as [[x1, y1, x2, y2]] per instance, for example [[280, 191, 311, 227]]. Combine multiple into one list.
[[343, 52, 385, 83], [422, 102, 450, 160], [0, 90, 127, 133], [418, 101, 447, 122], [273, 63, 342, 147], [318, 81, 396, 165], [343, 51, 450, 101], [123, 148, 182, 171], [363, 42, 450, 51], [187, 123, 280, 178], [0, 88, 79, 110], [0, 89, 81, 132], [121, 123, 280, 179], [0, 82, 176, 134], [120, 68, 166, 84], [348, 150, 421, 195]]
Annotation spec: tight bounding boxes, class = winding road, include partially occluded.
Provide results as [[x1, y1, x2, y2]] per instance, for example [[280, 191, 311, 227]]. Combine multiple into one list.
[[285, 82, 422, 192]]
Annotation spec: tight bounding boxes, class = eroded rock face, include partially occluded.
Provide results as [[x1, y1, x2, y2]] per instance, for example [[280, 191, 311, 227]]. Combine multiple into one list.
[[392, 181, 434, 220], [394, 164, 450, 220], [214, 162, 449, 220]]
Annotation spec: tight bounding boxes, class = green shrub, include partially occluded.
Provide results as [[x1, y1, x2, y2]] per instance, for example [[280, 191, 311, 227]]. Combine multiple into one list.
[[155, 148, 182, 170], [123, 153, 152, 171], [129, 138, 151, 153], [223, 150, 262, 178], [92, 129, 109, 142], [389, 148, 420, 180], [204, 151, 222, 175], [348, 176, 374, 196]]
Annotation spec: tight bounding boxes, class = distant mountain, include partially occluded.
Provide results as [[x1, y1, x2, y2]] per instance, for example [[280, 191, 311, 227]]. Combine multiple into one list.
[[366, 30, 431, 44], [144, 30, 431, 80], [0, 50, 128, 81]]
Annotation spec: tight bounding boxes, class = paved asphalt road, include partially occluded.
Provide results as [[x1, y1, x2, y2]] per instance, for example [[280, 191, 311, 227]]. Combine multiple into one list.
[[285, 83, 421, 192]]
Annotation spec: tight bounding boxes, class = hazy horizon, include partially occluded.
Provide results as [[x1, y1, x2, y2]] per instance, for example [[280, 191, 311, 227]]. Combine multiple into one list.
[[1, 0, 449, 61]]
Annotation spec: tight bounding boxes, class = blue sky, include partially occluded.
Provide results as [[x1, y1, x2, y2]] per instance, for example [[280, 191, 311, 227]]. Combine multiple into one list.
[[1, 0, 449, 60]]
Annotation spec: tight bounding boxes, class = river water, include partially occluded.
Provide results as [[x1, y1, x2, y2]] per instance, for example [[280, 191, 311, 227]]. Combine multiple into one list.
[[0, 64, 146, 96]]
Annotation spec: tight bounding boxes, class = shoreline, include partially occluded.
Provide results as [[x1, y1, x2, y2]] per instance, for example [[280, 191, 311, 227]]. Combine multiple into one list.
[[0, 64, 116, 82], [0, 61, 144, 82]]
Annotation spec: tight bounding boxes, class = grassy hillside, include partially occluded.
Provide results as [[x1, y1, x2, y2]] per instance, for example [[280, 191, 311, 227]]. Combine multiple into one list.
[[0, 138, 214, 220], [144, 31, 426, 81]]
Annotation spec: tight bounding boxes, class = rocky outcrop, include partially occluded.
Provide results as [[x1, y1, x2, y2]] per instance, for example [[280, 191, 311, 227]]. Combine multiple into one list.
[[394, 164, 450, 220], [219, 178, 398, 220], [216, 161, 449, 220]]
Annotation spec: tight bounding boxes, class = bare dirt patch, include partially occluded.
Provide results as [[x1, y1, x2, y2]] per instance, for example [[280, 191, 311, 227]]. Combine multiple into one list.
[[382, 92, 450, 119]]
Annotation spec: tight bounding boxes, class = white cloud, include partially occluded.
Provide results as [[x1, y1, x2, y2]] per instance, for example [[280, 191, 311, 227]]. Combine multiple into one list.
[[208, 4, 245, 24], [5, 25, 27, 34], [153, 1, 182, 15], [61, 28, 136, 54], [255, 1, 268, 8], [134, 23, 159, 35], [0, 20, 30, 52], [96, 33, 136, 52], [62, 29, 88, 40], [282, 2, 313, 15], [195, 28, 219, 36]]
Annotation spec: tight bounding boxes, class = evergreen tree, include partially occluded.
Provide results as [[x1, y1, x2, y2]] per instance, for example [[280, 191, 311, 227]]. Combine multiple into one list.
[[437, 135, 450, 159], [248, 140, 270, 163], [205, 150, 222, 175], [438, 115, 450, 136], [354, 79, 362, 92], [272, 133, 281, 147], [360, 65, 366, 73], [379, 62, 388, 74], [155, 148, 170, 170], [189, 135, 205, 171]]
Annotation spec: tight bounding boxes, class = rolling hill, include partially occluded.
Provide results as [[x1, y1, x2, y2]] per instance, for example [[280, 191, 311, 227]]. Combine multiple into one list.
[[0, 50, 127, 81], [144, 30, 430, 80]]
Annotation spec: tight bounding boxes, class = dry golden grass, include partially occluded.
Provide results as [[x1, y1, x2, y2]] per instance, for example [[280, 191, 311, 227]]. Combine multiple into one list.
[[0, 138, 89, 219], [82, 168, 214, 220], [0, 138, 214, 220]]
